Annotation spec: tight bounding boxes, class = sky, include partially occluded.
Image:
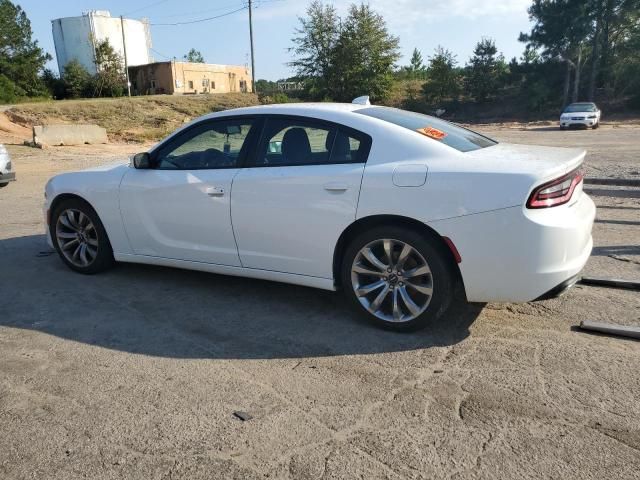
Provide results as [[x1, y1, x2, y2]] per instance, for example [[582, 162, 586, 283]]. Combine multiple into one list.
[[17, 0, 534, 80]]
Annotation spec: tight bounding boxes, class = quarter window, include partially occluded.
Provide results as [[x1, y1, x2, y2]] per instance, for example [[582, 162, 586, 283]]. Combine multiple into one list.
[[154, 120, 254, 170]]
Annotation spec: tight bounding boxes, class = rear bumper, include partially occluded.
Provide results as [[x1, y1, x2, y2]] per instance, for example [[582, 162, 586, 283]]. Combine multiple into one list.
[[429, 191, 596, 302], [533, 275, 580, 301]]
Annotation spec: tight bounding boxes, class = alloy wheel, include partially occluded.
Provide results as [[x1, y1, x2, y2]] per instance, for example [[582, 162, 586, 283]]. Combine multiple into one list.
[[350, 238, 434, 323], [55, 208, 99, 268]]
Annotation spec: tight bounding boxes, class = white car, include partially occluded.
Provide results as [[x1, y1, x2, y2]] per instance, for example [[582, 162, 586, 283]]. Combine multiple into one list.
[[44, 102, 595, 330], [560, 102, 601, 129], [0, 144, 16, 188]]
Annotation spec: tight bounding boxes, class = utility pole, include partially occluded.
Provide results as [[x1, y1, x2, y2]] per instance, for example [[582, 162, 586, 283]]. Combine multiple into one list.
[[248, 0, 256, 93], [120, 15, 131, 97]]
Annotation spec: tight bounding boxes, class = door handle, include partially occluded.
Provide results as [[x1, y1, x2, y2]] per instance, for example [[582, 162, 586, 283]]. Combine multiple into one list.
[[206, 186, 225, 197], [323, 182, 349, 192]]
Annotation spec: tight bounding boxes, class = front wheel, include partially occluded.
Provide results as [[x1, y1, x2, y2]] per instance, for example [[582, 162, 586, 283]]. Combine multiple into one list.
[[50, 198, 115, 274], [341, 226, 456, 331]]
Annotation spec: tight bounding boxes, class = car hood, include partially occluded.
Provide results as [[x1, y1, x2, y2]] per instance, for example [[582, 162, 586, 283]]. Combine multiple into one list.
[[561, 111, 597, 116], [80, 161, 129, 173], [463, 143, 585, 181]]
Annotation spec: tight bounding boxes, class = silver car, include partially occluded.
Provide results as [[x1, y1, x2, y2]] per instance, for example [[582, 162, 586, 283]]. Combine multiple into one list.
[[560, 102, 601, 129], [0, 144, 16, 188]]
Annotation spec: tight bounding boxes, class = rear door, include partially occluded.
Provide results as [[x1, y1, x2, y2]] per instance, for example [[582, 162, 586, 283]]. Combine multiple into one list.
[[231, 115, 372, 278]]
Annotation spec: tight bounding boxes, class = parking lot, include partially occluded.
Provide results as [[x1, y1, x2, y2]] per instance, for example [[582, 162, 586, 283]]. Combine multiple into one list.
[[1, 123, 639, 479]]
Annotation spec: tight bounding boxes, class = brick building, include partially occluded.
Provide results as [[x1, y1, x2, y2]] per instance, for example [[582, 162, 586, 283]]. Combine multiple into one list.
[[129, 61, 252, 95]]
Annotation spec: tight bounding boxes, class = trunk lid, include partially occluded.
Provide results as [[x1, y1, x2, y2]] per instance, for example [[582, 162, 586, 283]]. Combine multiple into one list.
[[464, 143, 585, 181]]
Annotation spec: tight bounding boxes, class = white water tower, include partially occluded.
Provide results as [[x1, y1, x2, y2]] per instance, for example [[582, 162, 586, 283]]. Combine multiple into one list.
[[52, 10, 153, 74]]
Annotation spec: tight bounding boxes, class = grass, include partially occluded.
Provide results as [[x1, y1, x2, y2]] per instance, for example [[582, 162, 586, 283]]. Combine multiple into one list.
[[6, 93, 260, 143]]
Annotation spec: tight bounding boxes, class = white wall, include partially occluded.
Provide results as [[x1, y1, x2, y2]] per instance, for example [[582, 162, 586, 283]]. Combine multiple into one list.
[[52, 11, 152, 76]]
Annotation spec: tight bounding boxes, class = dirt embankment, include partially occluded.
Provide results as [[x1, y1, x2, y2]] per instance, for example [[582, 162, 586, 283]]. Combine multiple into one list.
[[4, 93, 260, 144]]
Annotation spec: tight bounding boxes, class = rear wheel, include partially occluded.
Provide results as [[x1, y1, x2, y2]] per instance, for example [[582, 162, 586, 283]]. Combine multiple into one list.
[[341, 226, 455, 331], [50, 198, 115, 274]]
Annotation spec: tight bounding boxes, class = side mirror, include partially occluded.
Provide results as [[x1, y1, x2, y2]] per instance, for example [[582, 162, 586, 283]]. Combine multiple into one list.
[[132, 152, 151, 169]]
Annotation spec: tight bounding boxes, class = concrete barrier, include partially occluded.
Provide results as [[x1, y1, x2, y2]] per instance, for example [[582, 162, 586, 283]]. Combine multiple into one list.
[[33, 124, 108, 147]]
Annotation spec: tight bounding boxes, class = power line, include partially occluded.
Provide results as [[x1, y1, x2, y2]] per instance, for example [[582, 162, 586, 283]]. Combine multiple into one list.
[[123, 0, 172, 17], [149, 2, 244, 20], [150, 6, 247, 26], [149, 47, 172, 60]]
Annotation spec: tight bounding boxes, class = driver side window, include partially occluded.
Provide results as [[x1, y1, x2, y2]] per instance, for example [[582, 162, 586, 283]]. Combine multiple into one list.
[[155, 119, 254, 170]]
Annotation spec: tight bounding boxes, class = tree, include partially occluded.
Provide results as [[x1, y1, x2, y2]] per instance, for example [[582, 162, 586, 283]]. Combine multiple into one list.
[[92, 39, 126, 97], [399, 48, 427, 80], [0, 0, 51, 100], [61, 60, 91, 98], [466, 38, 507, 103], [423, 46, 460, 105], [289, 0, 340, 98], [184, 48, 205, 63], [520, 0, 592, 106], [327, 4, 400, 101]]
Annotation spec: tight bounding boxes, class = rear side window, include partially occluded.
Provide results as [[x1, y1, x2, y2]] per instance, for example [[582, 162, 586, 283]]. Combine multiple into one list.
[[251, 117, 371, 167], [356, 107, 497, 152]]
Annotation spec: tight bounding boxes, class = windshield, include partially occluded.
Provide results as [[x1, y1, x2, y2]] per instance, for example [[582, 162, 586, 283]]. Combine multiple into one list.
[[564, 103, 597, 113], [356, 107, 497, 152]]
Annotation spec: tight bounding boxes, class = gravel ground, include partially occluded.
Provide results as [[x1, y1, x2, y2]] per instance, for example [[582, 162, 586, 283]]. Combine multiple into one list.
[[0, 123, 639, 479]]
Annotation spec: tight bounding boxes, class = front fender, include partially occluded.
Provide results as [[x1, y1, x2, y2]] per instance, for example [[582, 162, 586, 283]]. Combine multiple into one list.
[[45, 163, 132, 255]]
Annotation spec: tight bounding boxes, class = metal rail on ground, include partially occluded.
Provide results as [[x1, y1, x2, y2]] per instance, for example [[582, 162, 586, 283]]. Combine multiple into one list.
[[584, 177, 640, 187], [579, 276, 640, 291]]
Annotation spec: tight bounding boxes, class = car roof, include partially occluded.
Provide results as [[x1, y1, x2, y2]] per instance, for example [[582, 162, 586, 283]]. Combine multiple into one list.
[[569, 102, 597, 106], [200, 102, 374, 120]]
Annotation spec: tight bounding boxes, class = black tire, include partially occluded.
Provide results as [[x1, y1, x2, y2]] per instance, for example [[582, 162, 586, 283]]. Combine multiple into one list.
[[341, 226, 456, 332], [50, 197, 115, 274], [593, 121, 599, 129]]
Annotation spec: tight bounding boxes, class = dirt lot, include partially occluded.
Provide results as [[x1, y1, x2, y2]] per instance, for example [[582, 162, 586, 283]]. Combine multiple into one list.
[[0, 121, 639, 479]]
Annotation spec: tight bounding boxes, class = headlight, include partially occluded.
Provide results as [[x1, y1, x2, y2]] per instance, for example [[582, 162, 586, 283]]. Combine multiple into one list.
[[587, 115, 596, 119], [6, 161, 11, 170]]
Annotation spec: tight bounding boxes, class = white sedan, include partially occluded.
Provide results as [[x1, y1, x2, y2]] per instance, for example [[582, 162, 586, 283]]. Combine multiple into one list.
[[44, 101, 595, 330], [560, 102, 601, 129]]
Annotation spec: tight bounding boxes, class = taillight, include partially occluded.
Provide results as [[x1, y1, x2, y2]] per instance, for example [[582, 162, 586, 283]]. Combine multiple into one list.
[[527, 168, 583, 209]]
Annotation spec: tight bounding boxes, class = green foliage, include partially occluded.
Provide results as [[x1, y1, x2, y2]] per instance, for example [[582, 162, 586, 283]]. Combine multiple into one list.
[[92, 39, 126, 97], [397, 48, 427, 80], [0, 73, 20, 103], [57, 40, 125, 99], [61, 60, 91, 99], [260, 92, 291, 104], [184, 48, 205, 63], [289, 0, 341, 99], [255, 79, 278, 93], [520, 0, 640, 107], [423, 46, 460, 105], [328, 4, 400, 102], [0, 0, 51, 100], [465, 38, 508, 103], [290, 2, 400, 102]]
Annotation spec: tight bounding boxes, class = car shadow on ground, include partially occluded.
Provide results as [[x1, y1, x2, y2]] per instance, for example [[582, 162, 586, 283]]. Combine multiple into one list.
[[1, 235, 482, 360]]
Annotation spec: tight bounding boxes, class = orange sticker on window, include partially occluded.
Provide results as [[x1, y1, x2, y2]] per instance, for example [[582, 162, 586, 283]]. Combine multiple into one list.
[[417, 127, 447, 140]]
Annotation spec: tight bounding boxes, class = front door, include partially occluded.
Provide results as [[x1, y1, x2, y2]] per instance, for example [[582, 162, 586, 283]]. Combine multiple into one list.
[[231, 116, 372, 278], [119, 118, 257, 266]]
